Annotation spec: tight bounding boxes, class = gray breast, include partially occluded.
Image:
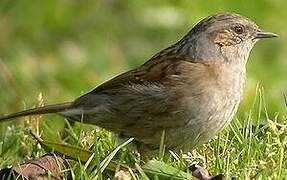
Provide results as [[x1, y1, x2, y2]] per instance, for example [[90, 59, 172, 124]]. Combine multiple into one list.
[[165, 66, 246, 150]]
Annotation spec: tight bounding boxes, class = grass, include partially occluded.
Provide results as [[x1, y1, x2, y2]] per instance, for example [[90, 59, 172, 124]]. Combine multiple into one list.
[[0, 86, 286, 179]]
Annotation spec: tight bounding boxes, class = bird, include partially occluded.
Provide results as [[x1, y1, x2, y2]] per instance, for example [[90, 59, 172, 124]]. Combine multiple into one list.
[[0, 13, 277, 154]]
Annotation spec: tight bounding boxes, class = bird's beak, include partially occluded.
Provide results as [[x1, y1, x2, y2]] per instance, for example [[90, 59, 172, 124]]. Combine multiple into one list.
[[255, 30, 278, 39]]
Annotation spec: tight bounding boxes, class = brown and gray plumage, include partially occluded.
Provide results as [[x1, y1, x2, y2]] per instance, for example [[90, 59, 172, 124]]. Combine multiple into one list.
[[0, 13, 277, 153]]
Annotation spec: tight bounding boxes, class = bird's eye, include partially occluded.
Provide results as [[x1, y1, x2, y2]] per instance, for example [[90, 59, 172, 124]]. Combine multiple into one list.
[[233, 25, 244, 34]]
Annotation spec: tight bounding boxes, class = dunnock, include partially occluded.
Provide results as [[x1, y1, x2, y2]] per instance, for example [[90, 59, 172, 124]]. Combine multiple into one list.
[[0, 13, 277, 153]]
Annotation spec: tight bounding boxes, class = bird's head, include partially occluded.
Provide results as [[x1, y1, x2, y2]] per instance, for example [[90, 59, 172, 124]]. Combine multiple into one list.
[[185, 13, 277, 65]]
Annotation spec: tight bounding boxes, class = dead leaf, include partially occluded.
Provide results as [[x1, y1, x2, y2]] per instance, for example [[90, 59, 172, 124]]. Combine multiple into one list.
[[0, 154, 70, 180], [189, 164, 224, 180]]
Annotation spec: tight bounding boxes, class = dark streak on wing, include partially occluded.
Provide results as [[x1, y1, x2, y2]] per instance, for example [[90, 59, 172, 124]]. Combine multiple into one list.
[[89, 56, 190, 94]]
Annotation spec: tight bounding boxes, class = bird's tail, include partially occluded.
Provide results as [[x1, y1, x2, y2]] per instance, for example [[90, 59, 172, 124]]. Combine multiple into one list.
[[0, 102, 73, 122]]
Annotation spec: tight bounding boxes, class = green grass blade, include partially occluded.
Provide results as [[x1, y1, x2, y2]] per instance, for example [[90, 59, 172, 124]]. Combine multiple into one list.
[[142, 160, 192, 179], [89, 138, 134, 179]]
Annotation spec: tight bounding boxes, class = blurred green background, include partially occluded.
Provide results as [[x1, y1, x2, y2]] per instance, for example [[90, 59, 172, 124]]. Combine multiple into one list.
[[0, 0, 286, 117]]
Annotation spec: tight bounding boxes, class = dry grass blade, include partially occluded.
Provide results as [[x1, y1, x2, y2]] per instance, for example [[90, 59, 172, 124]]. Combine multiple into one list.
[[283, 93, 287, 108], [0, 60, 21, 99]]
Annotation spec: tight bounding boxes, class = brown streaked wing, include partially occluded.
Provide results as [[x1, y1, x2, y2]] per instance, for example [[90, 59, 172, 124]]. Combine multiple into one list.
[[90, 56, 188, 94]]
